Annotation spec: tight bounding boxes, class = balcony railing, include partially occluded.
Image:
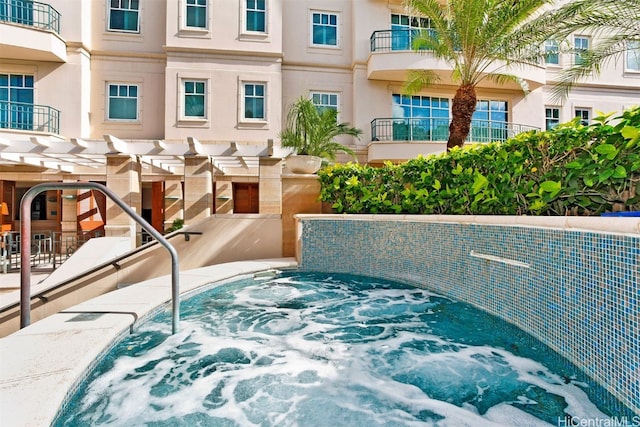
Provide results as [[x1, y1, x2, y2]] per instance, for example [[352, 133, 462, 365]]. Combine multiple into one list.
[[0, 101, 60, 134], [371, 117, 540, 143], [370, 29, 435, 52], [0, 0, 60, 34]]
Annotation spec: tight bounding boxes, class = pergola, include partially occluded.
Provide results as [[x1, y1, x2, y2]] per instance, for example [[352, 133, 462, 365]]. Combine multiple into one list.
[[0, 134, 289, 176]]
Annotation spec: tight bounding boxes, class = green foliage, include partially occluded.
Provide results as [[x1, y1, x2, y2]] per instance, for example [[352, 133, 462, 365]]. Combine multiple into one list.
[[279, 97, 362, 161], [165, 218, 184, 233], [318, 106, 640, 216]]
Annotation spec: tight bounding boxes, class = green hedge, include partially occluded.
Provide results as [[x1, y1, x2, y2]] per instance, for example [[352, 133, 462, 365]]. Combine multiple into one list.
[[319, 106, 640, 215]]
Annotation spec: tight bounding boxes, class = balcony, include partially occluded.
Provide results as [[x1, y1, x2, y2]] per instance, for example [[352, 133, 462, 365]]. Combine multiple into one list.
[[0, 0, 66, 62], [368, 117, 539, 163], [368, 29, 545, 90], [0, 101, 60, 135]]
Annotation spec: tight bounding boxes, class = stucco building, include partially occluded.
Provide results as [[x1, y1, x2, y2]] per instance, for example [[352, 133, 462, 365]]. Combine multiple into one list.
[[1, 0, 639, 244]]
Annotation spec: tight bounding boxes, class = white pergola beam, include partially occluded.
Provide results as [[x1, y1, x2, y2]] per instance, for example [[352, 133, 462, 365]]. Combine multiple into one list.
[[29, 136, 50, 147], [103, 134, 129, 153], [70, 138, 89, 148], [187, 137, 203, 155]]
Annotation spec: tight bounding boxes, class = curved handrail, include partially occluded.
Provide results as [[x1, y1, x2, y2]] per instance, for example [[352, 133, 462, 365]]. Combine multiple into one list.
[[20, 182, 180, 334]]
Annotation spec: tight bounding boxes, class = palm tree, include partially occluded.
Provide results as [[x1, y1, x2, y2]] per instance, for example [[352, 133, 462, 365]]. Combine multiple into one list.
[[279, 97, 361, 161], [543, 0, 640, 99], [403, 0, 559, 150]]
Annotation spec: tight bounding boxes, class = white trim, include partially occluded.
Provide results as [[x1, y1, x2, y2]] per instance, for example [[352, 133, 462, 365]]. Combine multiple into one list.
[[105, 82, 140, 122], [239, 0, 269, 40], [309, 9, 340, 49], [238, 80, 268, 125], [178, 0, 212, 37], [106, 0, 141, 34]]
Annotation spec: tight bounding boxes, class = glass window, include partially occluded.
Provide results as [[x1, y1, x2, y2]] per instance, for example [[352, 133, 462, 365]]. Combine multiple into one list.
[[545, 107, 560, 130], [246, 0, 265, 32], [109, 0, 139, 32], [575, 108, 590, 125], [544, 40, 559, 65], [0, 0, 34, 25], [311, 92, 338, 114], [311, 11, 338, 46], [626, 41, 640, 71], [0, 74, 34, 130], [390, 14, 432, 51], [184, 80, 206, 118], [391, 94, 449, 141], [244, 83, 265, 120], [574, 36, 589, 65], [186, 0, 206, 28], [108, 83, 138, 120], [472, 100, 508, 142], [473, 100, 508, 122]]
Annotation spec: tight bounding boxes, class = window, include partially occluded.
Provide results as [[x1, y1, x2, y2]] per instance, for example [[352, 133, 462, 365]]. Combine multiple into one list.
[[391, 94, 449, 141], [575, 108, 590, 125], [626, 41, 640, 71], [184, 80, 206, 118], [107, 83, 138, 120], [245, 0, 265, 32], [472, 100, 508, 142], [574, 36, 589, 65], [109, 0, 139, 32], [0, 0, 34, 26], [545, 107, 560, 130], [311, 92, 338, 115], [0, 74, 34, 130], [391, 14, 432, 51], [544, 40, 559, 65], [243, 83, 265, 120], [185, 0, 206, 28], [311, 11, 338, 46]]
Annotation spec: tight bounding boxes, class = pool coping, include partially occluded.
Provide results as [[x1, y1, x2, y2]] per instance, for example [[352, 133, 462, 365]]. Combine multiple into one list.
[[294, 214, 640, 235], [0, 258, 298, 427]]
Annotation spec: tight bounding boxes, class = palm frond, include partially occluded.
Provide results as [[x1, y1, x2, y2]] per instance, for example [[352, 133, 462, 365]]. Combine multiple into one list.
[[279, 97, 361, 160], [551, 35, 637, 101], [403, 69, 442, 94]]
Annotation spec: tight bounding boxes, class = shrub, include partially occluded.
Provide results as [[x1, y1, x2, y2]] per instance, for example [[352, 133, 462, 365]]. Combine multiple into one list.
[[319, 106, 640, 215]]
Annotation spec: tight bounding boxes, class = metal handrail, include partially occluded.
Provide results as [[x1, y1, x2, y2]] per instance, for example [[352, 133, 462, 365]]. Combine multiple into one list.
[[20, 182, 181, 334], [0, 0, 61, 33], [370, 117, 540, 143], [370, 29, 436, 52], [0, 101, 61, 134]]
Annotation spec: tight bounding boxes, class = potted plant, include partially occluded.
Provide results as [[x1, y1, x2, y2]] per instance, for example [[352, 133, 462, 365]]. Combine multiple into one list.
[[279, 97, 362, 173]]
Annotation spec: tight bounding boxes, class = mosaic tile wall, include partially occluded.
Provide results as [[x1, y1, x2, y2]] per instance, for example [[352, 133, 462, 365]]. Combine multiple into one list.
[[299, 218, 640, 415]]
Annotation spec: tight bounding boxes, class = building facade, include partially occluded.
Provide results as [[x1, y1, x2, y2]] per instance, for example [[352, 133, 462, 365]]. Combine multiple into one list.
[[1, 0, 639, 242]]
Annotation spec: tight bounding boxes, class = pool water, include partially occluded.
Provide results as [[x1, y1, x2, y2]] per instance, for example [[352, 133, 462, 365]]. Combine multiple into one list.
[[55, 272, 620, 426]]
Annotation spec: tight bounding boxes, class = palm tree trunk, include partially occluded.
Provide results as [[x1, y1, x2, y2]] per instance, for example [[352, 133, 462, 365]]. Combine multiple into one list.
[[448, 84, 477, 150]]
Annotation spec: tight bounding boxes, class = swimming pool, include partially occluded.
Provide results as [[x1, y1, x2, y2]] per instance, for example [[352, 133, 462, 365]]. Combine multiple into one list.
[[54, 272, 622, 426]]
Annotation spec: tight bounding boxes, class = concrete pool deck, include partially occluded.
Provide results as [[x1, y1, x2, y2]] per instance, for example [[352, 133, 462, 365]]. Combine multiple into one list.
[[0, 258, 297, 426]]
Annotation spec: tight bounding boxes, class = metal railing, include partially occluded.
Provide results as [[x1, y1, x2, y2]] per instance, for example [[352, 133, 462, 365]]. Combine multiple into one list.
[[371, 117, 540, 143], [0, 101, 60, 134], [0, 0, 61, 33], [0, 230, 104, 272], [19, 182, 181, 334], [370, 29, 436, 52]]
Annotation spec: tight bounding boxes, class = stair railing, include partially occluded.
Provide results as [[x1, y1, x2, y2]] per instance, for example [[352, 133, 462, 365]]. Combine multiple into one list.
[[19, 182, 180, 334]]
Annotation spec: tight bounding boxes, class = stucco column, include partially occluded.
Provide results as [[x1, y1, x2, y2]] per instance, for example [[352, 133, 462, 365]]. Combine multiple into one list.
[[183, 156, 213, 225], [281, 174, 322, 258], [258, 157, 283, 214], [60, 182, 79, 256], [104, 155, 142, 247], [214, 176, 233, 214]]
